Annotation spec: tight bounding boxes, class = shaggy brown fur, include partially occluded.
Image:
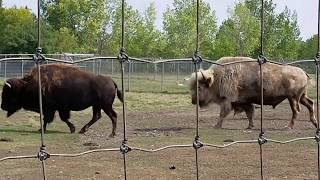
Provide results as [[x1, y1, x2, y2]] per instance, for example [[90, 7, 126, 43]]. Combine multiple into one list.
[[1, 64, 123, 137]]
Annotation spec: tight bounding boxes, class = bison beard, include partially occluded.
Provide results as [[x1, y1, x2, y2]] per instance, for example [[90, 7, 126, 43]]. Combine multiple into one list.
[[190, 57, 317, 129], [1, 64, 123, 137]]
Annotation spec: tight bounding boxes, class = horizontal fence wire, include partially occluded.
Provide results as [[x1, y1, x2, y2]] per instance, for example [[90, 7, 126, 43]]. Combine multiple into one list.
[[1, 136, 318, 162], [0, 55, 316, 67]]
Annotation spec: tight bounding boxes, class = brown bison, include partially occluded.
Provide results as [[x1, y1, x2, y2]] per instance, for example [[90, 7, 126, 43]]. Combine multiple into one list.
[[190, 57, 317, 129], [1, 64, 123, 137]]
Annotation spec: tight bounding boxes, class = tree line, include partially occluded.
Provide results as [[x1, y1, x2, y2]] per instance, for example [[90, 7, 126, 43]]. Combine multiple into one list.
[[0, 0, 318, 60]]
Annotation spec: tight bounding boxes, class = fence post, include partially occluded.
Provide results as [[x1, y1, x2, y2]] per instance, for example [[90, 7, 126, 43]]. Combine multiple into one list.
[[21, 60, 24, 77], [4, 60, 7, 79], [177, 61, 180, 81], [154, 63, 157, 81], [146, 63, 149, 78], [161, 62, 164, 92], [111, 59, 114, 75], [92, 60, 95, 74], [127, 61, 131, 92], [98, 59, 102, 75]]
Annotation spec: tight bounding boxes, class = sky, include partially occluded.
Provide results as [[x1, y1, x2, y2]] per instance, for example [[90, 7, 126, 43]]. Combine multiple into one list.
[[2, 0, 318, 40]]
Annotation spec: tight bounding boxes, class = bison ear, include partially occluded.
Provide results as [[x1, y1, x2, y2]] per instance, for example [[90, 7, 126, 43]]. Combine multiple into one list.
[[205, 76, 214, 87]]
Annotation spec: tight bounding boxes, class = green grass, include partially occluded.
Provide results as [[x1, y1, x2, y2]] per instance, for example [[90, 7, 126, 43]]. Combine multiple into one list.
[[0, 125, 79, 150], [112, 76, 190, 94], [121, 92, 190, 111]]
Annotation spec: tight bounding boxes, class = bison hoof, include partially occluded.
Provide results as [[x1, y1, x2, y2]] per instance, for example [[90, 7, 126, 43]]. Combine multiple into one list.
[[38, 128, 46, 133], [70, 127, 76, 133], [284, 125, 293, 130], [109, 133, 116, 138], [313, 123, 318, 129], [246, 125, 254, 129], [79, 128, 87, 134], [214, 124, 222, 129]]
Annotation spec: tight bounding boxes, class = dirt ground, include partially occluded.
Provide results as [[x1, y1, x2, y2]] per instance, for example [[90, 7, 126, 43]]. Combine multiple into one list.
[[0, 101, 319, 180]]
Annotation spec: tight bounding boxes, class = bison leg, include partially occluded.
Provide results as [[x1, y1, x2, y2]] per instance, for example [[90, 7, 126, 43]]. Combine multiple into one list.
[[79, 107, 101, 134], [300, 95, 317, 128], [215, 102, 232, 128], [288, 98, 300, 129], [40, 110, 55, 133], [243, 104, 255, 129], [58, 110, 75, 133], [103, 107, 117, 137]]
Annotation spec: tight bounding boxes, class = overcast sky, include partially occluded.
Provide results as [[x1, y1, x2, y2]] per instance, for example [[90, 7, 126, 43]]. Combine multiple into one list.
[[3, 0, 318, 40]]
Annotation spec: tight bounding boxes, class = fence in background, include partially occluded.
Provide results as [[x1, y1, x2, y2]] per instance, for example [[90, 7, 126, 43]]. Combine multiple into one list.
[[0, 54, 313, 94]]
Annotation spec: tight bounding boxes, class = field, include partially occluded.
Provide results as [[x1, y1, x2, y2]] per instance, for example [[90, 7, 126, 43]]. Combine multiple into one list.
[[0, 76, 320, 180]]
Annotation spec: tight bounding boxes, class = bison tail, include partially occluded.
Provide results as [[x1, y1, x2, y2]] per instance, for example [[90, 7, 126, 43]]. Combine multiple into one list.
[[117, 88, 124, 103], [113, 81, 124, 103]]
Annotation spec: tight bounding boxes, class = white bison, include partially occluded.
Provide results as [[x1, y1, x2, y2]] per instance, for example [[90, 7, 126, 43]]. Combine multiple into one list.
[[190, 57, 317, 129]]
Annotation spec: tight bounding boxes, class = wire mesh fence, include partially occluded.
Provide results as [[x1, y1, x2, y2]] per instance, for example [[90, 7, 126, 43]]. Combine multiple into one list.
[[0, 55, 320, 179], [0, 54, 215, 94]]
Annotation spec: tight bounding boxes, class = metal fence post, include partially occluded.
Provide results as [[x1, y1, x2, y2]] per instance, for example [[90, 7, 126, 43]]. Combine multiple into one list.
[[98, 59, 102, 75], [127, 61, 131, 92], [92, 60, 95, 74], [21, 60, 24, 77], [4, 60, 7, 79], [177, 61, 180, 81], [161, 62, 164, 92], [111, 59, 114, 75], [154, 63, 157, 81]]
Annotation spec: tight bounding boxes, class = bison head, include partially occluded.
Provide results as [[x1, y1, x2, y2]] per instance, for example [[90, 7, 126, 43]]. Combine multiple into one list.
[[190, 69, 214, 107], [1, 78, 26, 117]]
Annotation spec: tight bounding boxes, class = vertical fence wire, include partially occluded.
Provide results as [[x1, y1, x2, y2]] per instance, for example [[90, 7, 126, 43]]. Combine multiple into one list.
[[259, 0, 265, 180], [36, 0, 47, 179], [193, 0, 201, 179], [317, 0, 320, 179], [120, 0, 128, 180]]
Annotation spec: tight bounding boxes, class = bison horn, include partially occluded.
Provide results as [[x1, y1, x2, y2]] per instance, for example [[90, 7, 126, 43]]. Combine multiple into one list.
[[201, 69, 214, 87], [200, 70, 205, 79], [5, 81, 11, 88]]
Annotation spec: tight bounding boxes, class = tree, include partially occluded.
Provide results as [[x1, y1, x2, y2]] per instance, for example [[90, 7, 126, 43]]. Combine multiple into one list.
[[162, 0, 217, 58], [103, 1, 165, 58], [42, 26, 78, 53], [270, 8, 301, 59], [43, 0, 106, 53], [0, 7, 37, 53], [131, 2, 166, 57], [213, 3, 260, 58], [103, 0, 143, 56], [299, 35, 318, 59], [214, 0, 301, 60], [244, 0, 301, 59]]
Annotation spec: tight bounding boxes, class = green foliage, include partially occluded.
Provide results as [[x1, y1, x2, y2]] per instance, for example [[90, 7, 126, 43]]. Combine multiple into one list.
[[103, 0, 164, 57], [43, 0, 106, 53], [0, 0, 316, 61], [42, 26, 78, 53], [0, 7, 37, 53], [244, 0, 301, 60], [163, 0, 217, 58], [298, 35, 317, 59], [214, 0, 301, 60], [213, 3, 259, 58]]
